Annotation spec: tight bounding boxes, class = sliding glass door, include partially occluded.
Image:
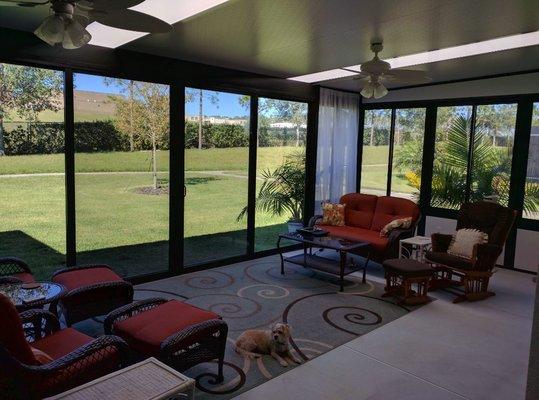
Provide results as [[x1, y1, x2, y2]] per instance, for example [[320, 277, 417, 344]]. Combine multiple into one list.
[[183, 88, 250, 265], [74, 73, 170, 277]]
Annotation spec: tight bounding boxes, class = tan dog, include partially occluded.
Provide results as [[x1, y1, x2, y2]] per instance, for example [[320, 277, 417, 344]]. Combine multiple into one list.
[[234, 323, 302, 367]]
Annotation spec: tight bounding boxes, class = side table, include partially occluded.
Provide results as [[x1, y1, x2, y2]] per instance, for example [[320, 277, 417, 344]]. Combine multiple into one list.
[[46, 357, 195, 400], [399, 236, 432, 262]]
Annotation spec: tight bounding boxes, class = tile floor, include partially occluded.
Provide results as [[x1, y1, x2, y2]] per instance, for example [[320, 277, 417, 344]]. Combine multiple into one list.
[[234, 265, 536, 400]]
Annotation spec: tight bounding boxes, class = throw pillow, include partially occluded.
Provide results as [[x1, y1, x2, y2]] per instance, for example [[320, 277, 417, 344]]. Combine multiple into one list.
[[380, 217, 412, 237], [31, 346, 53, 365], [321, 202, 346, 226], [447, 229, 489, 260]]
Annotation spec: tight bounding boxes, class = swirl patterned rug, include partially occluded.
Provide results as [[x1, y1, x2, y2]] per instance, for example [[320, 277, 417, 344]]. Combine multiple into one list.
[[124, 254, 419, 399]]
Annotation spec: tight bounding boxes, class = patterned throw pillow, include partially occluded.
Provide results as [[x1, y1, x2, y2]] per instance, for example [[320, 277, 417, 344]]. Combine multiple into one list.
[[321, 202, 346, 226], [447, 229, 489, 260], [380, 217, 412, 237]]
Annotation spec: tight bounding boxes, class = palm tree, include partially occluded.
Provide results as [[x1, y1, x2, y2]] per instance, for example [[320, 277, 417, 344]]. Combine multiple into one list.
[[397, 115, 539, 213], [237, 151, 305, 223]]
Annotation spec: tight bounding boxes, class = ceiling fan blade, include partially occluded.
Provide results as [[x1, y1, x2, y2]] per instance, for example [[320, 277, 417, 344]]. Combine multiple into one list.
[[91, 9, 172, 33], [0, 0, 46, 6], [382, 69, 431, 84], [79, 0, 145, 11]]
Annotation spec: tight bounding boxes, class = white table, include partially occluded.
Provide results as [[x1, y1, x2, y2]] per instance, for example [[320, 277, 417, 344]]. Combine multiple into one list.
[[47, 357, 195, 400], [399, 236, 432, 262]]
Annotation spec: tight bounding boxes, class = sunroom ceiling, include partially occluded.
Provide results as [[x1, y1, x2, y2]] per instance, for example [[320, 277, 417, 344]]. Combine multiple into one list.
[[0, 0, 538, 90]]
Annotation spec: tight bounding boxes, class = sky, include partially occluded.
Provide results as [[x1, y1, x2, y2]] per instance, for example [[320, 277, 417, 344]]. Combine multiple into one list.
[[73, 73, 248, 117]]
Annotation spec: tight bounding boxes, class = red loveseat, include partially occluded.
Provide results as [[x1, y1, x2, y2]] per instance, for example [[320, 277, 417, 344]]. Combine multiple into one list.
[[311, 193, 420, 262]]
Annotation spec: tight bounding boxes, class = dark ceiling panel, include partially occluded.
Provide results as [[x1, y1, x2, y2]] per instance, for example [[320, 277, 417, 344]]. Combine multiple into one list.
[[122, 0, 539, 77], [0, 0, 538, 88]]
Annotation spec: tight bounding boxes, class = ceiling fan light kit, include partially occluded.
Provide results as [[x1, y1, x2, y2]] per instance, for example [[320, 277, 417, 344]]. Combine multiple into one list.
[[34, 1, 91, 48]]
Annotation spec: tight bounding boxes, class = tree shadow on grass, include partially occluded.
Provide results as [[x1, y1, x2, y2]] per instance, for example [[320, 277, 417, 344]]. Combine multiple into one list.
[[1, 225, 293, 281], [185, 177, 218, 185], [0, 230, 65, 280]]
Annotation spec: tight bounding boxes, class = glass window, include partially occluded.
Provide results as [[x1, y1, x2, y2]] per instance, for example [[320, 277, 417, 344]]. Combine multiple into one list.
[[361, 109, 391, 195], [471, 104, 517, 205], [524, 102, 539, 219], [184, 89, 250, 265], [0, 63, 65, 279], [430, 106, 473, 209], [391, 108, 426, 201], [74, 74, 169, 277], [255, 98, 307, 252]]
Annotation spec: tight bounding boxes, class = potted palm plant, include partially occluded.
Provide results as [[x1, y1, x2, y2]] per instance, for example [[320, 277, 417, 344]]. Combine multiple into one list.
[[238, 151, 305, 232]]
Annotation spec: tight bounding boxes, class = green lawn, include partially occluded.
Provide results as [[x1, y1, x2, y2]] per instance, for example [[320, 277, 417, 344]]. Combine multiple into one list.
[[361, 145, 419, 196], [0, 148, 297, 279], [0, 147, 299, 175]]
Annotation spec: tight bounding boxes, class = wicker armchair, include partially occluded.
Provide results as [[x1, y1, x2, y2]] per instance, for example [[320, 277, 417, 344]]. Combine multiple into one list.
[[426, 201, 517, 303], [51, 265, 134, 326], [0, 294, 128, 399], [0, 257, 35, 284], [105, 298, 228, 383]]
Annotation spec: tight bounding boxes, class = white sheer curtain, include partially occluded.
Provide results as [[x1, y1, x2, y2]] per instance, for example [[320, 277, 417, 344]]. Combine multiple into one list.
[[315, 88, 360, 213]]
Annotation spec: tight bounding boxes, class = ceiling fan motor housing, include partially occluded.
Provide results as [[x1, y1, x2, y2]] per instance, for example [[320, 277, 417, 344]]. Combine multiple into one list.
[[51, 1, 75, 20]]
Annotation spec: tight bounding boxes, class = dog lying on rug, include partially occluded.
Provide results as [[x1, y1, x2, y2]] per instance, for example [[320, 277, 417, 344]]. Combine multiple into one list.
[[234, 323, 302, 367]]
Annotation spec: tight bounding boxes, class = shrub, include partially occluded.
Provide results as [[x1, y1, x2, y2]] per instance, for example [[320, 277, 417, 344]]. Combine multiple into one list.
[[3, 120, 128, 155]]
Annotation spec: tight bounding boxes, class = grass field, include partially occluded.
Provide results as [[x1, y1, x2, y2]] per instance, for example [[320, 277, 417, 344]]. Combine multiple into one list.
[[0, 147, 299, 279], [0, 145, 417, 279]]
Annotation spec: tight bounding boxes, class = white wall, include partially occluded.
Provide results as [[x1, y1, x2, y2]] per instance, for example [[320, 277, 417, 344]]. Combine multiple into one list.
[[515, 229, 539, 272], [365, 72, 539, 103]]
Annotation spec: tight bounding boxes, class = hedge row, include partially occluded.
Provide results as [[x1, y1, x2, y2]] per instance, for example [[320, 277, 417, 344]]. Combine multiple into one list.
[[2, 120, 306, 155]]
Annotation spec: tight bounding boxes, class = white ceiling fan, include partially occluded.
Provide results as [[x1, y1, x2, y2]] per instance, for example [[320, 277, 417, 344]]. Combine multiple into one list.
[[350, 42, 431, 99], [0, 0, 172, 49]]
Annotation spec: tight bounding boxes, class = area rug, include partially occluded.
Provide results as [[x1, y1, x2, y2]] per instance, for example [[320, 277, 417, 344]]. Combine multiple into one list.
[[128, 254, 419, 399]]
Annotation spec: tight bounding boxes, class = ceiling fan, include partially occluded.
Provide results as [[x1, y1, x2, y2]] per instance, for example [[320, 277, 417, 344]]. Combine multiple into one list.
[[350, 42, 431, 99], [0, 0, 173, 49]]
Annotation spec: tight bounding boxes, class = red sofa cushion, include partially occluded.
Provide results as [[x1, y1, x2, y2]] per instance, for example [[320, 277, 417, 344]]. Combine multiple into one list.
[[0, 294, 37, 365], [340, 193, 378, 229], [32, 328, 93, 360], [53, 266, 124, 291], [370, 196, 420, 232], [114, 300, 220, 356], [13, 272, 35, 283], [322, 226, 389, 252]]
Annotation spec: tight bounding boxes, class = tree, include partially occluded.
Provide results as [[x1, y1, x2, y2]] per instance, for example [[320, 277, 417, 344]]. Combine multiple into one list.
[[185, 88, 219, 149], [0, 64, 63, 155], [240, 97, 307, 146], [237, 151, 306, 223], [108, 81, 169, 189], [104, 78, 137, 151]]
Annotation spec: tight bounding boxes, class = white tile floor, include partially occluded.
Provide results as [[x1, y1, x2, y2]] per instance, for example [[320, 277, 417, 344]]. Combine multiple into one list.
[[234, 267, 536, 400]]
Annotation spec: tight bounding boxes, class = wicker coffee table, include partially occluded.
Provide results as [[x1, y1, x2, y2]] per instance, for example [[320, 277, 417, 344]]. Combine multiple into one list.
[[47, 357, 195, 400], [278, 232, 370, 291]]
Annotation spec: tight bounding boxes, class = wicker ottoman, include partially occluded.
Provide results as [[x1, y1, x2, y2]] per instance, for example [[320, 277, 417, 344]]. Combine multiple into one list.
[[382, 258, 434, 305], [104, 298, 228, 383]]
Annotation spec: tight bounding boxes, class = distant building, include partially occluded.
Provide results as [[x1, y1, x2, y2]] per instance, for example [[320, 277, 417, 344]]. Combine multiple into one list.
[[186, 116, 247, 126], [269, 122, 307, 129]]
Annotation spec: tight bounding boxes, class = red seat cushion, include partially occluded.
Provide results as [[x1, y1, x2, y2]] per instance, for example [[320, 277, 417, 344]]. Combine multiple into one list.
[[114, 300, 220, 356], [340, 193, 378, 229], [52, 267, 124, 291], [12, 272, 35, 283], [0, 294, 37, 365], [322, 226, 389, 252], [32, 328, 94, 360], [370, 196, 420, 232]]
